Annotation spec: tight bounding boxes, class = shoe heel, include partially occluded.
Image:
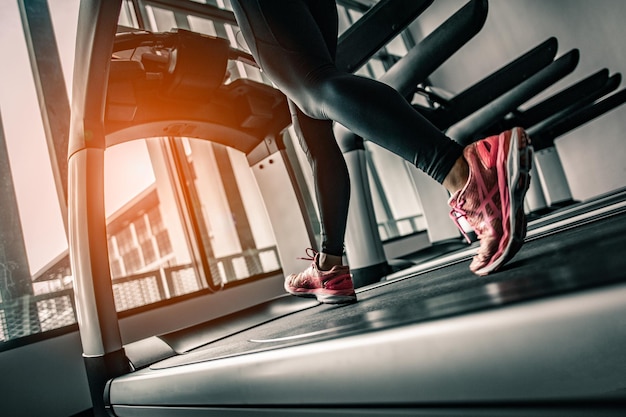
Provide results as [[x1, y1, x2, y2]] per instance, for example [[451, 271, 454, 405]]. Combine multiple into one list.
[[316, 293, 357, 304]]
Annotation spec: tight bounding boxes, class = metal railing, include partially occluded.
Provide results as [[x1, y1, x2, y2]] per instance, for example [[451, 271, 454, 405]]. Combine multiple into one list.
[[0, 246, 281, 342], [377, 214, 426, 241], [0, 289, 76, 342]]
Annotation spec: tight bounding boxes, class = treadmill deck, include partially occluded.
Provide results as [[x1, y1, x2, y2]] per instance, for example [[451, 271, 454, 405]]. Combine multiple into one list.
[[107, 202, 626, 411]]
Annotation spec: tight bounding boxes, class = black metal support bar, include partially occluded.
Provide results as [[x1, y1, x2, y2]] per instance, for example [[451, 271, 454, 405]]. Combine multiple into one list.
[[514, 69, 610, 128], [336, 0, 433, 73], [380, 0, 488, 98], [484, 68, 611, 135], [527, 73, 622, 142], [17, 0, 71, 232], [336, 0, 375, 13], [530, 87, 626, 150], [139, 0, 237, 26], [130, 0, 147, 29], [419, 37, 559, 130], [449, 49, 580, 144]]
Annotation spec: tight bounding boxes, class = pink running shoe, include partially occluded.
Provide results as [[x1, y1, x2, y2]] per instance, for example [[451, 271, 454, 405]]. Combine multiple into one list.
[[448, 127, 532, 276], [285, 249, 357, 304]]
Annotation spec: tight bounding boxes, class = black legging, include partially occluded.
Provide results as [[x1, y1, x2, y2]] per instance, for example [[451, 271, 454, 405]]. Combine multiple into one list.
[[231, 0, 464, 257]]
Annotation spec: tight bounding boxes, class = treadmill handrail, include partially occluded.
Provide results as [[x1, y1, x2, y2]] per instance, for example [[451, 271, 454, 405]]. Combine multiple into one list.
[[380, 0, 488, 97], [336, 0, 434, 73], [530, 87, 626, 149], [527, 73, 622, 148], [417, 37, 559, 129], [482, 68, 610, 135], [448, 49, 580, 144]]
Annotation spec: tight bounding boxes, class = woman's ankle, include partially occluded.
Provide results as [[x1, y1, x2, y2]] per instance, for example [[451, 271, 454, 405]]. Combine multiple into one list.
[[318, 252, 343, 271], [443, 155, 470, 194]]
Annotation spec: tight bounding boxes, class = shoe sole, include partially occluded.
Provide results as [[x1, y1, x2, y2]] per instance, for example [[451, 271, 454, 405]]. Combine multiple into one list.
[[285, 286, 357, 304], [474, 127, 532, 276]]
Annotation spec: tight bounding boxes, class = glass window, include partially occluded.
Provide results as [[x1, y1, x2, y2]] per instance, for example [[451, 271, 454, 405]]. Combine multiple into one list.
[[188, 15, 218, 36], [104, 138, 202, 309], [146, 6, 177, 32], [155, 230, 174, 258], [141, 239, 158, 266], [0, 0, 283, 343], [0, 1, 77, 343], [184, 139, 281, 284]]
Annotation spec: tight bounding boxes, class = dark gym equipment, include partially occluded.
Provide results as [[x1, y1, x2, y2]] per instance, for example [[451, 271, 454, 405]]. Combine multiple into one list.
[[482, 69, 614, 136], [414, 37, 559, 130]]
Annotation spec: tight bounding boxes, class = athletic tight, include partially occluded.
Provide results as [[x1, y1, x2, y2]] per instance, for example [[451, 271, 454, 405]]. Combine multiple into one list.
[[231, 0, 464, 257]]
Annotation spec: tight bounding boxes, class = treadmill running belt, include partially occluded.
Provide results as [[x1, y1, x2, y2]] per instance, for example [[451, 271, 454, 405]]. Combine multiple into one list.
[[151, 208, 626, 369]]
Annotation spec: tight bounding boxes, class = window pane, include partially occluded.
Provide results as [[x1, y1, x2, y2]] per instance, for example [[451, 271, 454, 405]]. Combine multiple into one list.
[[188, 15, 217, 36], [104, 139, 204, 311], [183, 139, 282, 285], [146, 6, 177, 32], [48, 0, 80, 99], [0, 2, 73, 342]]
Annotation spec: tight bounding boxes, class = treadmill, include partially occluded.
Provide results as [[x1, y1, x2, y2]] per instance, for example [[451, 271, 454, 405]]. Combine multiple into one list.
[[68, 1, 626, 416]]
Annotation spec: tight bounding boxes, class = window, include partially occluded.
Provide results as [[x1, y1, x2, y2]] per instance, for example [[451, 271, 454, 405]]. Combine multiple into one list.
[[0, 0, 78, 343], [0, 0, 285, 343]]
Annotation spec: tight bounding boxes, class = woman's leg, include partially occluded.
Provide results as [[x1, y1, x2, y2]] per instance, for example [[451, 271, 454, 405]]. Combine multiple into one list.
[[233, 0, 350, 264], [230, 0, 464, 184], [289, 101, 350, 259]]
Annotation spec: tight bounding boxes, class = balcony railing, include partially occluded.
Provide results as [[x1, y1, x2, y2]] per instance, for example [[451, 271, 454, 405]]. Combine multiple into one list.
[[0, 246, 281, 343]]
